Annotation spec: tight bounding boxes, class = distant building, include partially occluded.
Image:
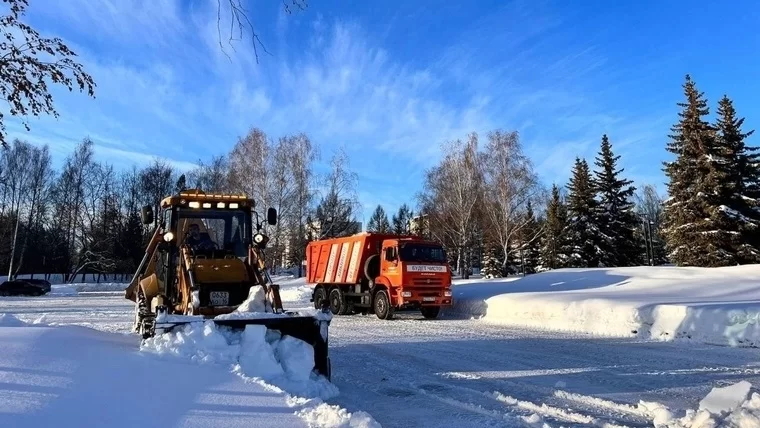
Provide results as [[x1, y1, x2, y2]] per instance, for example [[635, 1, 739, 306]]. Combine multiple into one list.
[[408, 214, 428, 236]]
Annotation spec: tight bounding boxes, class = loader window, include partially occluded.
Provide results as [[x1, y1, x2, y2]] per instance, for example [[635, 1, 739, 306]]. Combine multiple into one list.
[[176, 208, 250, 257], [399, 244, 446, 263]]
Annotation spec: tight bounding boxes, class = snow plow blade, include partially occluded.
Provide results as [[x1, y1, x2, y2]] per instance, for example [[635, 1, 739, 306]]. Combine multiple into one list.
[[153, 311, 332, 380]]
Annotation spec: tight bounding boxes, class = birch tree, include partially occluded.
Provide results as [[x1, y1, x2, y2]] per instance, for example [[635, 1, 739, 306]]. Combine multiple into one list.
[[419, 134, 483, 279], [227, 127, 270, 207], [287, 133, 317, 276], [481, 130, 543, 272]]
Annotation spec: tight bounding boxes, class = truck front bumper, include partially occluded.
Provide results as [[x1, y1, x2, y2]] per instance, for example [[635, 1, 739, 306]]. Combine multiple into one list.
[[395, 289, 453, 308]]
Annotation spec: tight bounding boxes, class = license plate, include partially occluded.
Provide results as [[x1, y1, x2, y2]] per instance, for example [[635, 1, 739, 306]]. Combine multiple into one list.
[[423, 296, 436, 302], [209, 291, 229, 306]]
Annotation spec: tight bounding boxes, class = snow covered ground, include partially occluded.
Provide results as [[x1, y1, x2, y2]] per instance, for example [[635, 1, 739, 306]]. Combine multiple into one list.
[[3, 267, 760, 427], [0, 320, 311, 427], [450, 265, 760, 347]]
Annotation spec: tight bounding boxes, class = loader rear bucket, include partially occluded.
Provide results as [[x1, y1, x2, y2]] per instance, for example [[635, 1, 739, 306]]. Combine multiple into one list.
[[214, 315, 331, 380], [153, 312, 332, 380]]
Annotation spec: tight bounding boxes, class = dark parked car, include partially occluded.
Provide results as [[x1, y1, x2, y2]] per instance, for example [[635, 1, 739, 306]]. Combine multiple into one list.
[[0, 279, 51, 296], [22, 278, 51, 293]]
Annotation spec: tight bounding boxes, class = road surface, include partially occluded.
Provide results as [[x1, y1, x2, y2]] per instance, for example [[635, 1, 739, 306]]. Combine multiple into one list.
[[2, 287, 760, 427]]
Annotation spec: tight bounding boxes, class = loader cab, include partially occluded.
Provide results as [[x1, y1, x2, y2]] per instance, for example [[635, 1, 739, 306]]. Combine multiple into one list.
[[140, 193, 277, 303], [141, 197, 277, 259]]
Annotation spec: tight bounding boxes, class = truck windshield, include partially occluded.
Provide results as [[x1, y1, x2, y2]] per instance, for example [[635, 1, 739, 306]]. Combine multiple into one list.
[[399, 244, 447, 263], [176, 208, 250, 257]]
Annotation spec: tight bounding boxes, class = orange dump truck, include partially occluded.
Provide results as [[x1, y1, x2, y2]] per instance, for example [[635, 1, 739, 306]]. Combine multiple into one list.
[[305, 233, 453, 319]]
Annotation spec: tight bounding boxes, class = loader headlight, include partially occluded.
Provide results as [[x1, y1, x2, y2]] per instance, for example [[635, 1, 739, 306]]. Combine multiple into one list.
[[254, 233, 265, 244], [163, 232, 174, 242]]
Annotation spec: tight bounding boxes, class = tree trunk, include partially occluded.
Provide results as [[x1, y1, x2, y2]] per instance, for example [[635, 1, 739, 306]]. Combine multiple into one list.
[[7, 210, 21, 280]]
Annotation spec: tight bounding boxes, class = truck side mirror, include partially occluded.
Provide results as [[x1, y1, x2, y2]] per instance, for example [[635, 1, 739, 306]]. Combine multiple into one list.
[[267, 207, 277, 226], [141, 205, 154, 225]]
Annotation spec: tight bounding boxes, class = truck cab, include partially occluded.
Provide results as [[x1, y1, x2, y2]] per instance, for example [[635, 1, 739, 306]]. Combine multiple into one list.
[[378, 238, 452, 318]]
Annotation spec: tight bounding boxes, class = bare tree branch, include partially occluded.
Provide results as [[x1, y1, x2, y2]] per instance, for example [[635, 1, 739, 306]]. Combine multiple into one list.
[[216, 0, 308, 63]]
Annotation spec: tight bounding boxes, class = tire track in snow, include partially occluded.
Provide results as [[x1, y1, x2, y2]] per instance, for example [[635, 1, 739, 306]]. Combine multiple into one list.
[[332, 337, 651, 428]]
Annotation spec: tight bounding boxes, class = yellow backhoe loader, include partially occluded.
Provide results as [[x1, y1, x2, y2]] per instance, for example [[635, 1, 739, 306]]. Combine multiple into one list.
[[124, 188, 331, 379]]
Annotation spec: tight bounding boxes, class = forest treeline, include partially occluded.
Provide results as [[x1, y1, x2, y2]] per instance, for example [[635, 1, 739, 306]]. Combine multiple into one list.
[[1, 75, 756, 281], [368, 75, 760, 278]]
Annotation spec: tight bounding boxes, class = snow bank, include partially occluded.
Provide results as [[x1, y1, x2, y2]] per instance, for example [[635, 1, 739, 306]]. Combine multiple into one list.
[[270, 275, 313, 306], [0, 325, 309, 427], [68, 282, 128, 292], [141, 320, 377, 428], [657, 381, 760, 427], [451, 265, 760, 347], [45, 282, 127, 295]]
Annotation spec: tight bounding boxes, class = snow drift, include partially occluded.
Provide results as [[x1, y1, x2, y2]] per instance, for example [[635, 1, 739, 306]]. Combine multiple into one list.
[[0, 322, 310, 427], [141, 320, 379, 428], [451, 265, 760, 347], [657, 381, 760, 427]]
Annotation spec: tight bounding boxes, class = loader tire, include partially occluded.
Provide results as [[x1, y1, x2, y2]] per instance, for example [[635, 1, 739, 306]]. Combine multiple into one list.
[[373, 289, 394, 320], [329, 287, 348, 315]]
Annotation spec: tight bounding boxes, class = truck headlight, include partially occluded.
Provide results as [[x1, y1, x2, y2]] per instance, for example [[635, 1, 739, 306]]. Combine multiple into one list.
[[444, 290, 452, 297], [402, 291, 411, 297]]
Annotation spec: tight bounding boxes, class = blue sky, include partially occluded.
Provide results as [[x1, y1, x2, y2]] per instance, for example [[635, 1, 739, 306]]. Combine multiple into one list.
[[7, 0, 760, 225]]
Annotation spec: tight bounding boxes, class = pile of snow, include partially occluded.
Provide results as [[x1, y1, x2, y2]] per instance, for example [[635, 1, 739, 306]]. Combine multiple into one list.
[[214, 286, 282, 320], [293, 398, 381, 428], [279, 283, 314, 306], [451, 265, 760, 347], [141, 320, 376, 427], [0, 323, 314, 427], [654, 381, 760, 427]]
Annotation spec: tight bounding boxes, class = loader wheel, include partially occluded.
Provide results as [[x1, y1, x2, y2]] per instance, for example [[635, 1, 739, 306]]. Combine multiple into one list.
[[373, 289, 394, 320], [420, 306, 441, 319], [313, 287, 327, 310], [329, 288, 348, 315]]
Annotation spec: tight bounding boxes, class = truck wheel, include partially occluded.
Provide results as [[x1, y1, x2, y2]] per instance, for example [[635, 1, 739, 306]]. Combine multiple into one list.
[[313, 287, 327, 310], [373, 289, 394, 320], [329, 288, 348, 315], [420, 306, 440, 319]]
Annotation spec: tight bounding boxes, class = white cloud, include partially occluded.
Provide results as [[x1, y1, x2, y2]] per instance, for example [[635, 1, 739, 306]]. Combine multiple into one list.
[[10, 0, 666, 211]]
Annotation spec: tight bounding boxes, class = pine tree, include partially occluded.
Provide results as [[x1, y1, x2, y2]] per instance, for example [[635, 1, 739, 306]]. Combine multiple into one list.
[[310, 190, 360, 239], [517, 201, 540, 274], [539, 184, 567, 270], [592, 134, 641, 266], [662, 75, 734, 266], [367, 205, 391, 233], [562, 158, 603, 267], [480, 240, 503, 278], [711, 95, 760, 263], [391, 204, 413, 234]]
